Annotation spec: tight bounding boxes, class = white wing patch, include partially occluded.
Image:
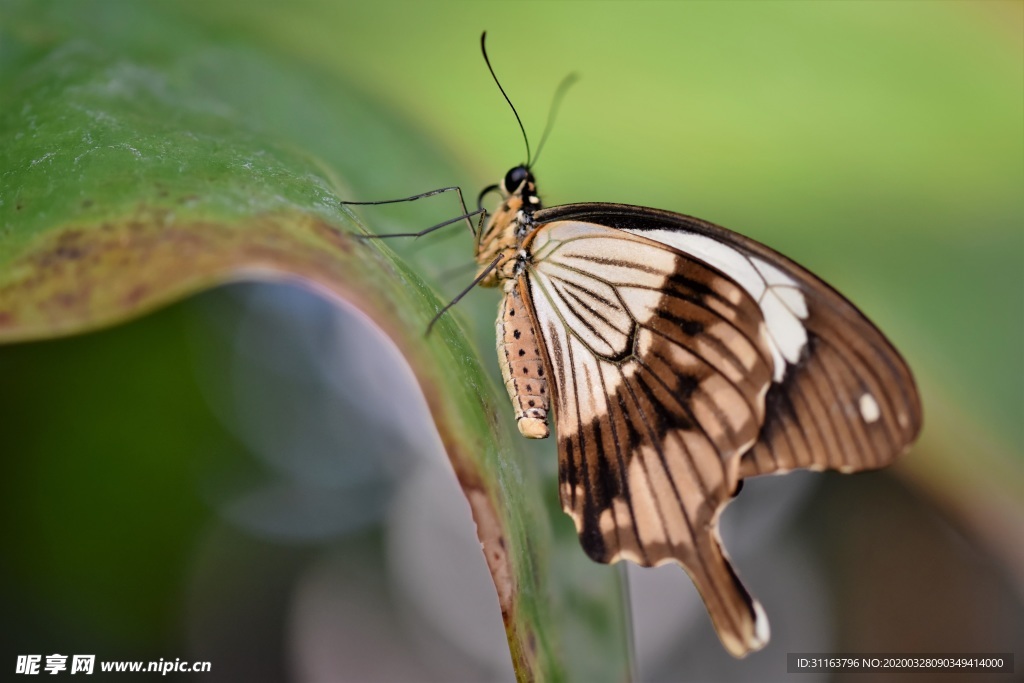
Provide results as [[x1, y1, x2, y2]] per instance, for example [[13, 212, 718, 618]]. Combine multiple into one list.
[[859, 392, 881, 423], [623, 228, 808, 382]]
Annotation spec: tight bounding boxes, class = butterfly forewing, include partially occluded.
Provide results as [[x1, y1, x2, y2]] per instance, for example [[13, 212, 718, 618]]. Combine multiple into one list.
[[519, 220, 776, 656]]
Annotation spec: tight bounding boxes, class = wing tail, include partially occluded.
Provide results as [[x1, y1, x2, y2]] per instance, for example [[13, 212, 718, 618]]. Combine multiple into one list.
[[685, 531, 769, 658]]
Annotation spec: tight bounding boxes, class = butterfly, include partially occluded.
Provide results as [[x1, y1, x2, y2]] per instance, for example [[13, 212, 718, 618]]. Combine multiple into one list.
[[355, 33, 923, 658]]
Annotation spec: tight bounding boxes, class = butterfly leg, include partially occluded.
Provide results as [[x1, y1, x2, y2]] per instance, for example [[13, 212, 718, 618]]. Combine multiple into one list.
[[342, 185, 483, 238]]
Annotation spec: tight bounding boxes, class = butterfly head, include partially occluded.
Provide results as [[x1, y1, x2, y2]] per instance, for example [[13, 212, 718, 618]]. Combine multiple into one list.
[[501, 165, 532, 195], [500, 165, 541, 211]]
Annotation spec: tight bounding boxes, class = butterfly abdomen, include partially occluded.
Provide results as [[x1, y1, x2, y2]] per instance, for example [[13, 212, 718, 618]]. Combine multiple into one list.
[[497, 280, 550, 439]]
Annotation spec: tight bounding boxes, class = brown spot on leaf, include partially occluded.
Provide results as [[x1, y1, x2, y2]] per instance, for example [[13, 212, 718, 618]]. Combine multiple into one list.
[[0, 209, 367, 343], [123, 284, 148, 307], [465, 488, 514, 614], [311, 219, 354, 254]]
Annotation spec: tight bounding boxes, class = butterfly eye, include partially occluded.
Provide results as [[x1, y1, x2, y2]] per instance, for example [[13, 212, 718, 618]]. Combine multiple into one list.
[[502, 166, 530, 194]]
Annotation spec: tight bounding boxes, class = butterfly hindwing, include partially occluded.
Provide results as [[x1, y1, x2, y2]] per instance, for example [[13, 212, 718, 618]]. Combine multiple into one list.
[[519, 220, 775, 656], [738, 287, 921, 478]]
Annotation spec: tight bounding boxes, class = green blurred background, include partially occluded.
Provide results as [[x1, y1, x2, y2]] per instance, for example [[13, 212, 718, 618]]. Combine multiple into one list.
[[1, 1, 1021, 681]]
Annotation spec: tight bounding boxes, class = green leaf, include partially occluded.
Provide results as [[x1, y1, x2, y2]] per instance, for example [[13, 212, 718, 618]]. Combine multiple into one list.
[[0, 2, 629, 681]]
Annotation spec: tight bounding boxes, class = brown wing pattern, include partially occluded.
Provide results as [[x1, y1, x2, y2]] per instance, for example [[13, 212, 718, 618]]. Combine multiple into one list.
[[521, 222, 775, 656], [739, 292, 921, 478], [528, 203, 922, 481]]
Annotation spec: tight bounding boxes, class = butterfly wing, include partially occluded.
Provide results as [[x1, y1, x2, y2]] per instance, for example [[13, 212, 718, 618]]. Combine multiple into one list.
[[531, 203, 922, 480], [519, 220, 776, 656], [520, 205, 921, 657]]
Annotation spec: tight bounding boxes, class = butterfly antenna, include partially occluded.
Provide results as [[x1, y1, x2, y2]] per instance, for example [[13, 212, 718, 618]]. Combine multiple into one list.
[[532, 72, 579, 169], [481, 31, 531, 167]]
